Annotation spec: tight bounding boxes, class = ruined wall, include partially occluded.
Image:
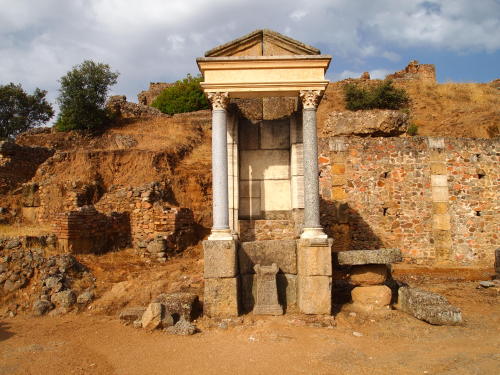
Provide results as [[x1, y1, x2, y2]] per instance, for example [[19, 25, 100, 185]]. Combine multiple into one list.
[[318, 136, 499, 266], [386, 60, 436, 82]]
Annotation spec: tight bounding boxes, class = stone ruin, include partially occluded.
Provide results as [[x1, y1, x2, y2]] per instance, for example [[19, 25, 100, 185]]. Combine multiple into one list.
[[386, 60, 436, 82], [138, 82, 174, 106]]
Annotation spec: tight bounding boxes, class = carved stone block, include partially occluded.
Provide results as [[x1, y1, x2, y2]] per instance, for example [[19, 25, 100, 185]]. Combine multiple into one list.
[[253, 263, 283, 315]]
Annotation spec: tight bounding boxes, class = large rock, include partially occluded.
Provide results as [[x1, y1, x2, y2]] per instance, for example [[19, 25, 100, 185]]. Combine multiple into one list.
[[51, 290, 76, 308], [397, 286, 463, 326], [349, 265, 388, 286], [324, 110, 409, 137], [141, 303, 164, 331], [119, 307, 146, 324], [32, 300, 54, 316], [336, 248, 402, 266], [153, 292, 199, 321], [351, 285, 392, 307], [239, 240, 297, 274]]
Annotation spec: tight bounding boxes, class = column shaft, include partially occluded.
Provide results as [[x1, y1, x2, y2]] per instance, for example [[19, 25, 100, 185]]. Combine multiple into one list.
[[211, 108, 229, 231], [302, 108, 321, 229]]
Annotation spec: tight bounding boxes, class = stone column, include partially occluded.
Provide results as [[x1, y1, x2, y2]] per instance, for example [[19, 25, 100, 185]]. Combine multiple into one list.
[[299, 90, 327, 240], [207, 92, 233, 240]]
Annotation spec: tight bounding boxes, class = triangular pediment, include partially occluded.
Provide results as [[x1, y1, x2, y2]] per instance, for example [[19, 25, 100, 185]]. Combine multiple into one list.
[[205, 29, 321, 57]]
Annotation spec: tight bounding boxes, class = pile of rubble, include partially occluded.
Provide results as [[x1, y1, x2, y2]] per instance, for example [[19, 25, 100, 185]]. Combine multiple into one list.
[[0, 246, 95, 317], [119, 292, 200, 335]]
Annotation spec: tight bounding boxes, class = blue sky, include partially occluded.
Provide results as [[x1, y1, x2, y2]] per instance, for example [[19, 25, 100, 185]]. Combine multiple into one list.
[[1, 0, 499, 107]]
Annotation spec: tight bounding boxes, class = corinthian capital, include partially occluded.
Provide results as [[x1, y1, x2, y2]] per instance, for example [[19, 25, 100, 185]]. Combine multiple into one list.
[[299, 90, 321, 110], [207, 92, 229, 110]]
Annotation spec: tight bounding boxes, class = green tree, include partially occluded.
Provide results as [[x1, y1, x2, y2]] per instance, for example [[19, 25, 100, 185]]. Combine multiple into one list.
[[152, 74, 209, 115], [0, 83, 54, 139], [344, 80, 410, 111], [56, 60, 119, 132]]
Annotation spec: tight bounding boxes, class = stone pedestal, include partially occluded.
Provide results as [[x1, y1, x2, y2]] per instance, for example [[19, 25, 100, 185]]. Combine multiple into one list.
[[297, 238, 332, 314], [350, 285, 392, 313], [253, 263, 283, 315], [203, 240, 239, 317]]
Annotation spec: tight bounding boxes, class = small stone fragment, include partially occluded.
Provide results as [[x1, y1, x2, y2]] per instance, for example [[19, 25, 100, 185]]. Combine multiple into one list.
[[479, 281, 495, 288], [132, 319, 142, 329], [165, 318, 196, 335], [32, 300, 54, 316], [397, 286, 462, 326], [44, 276, 63, 292], [352, 331, 363, 337], [77, 290, 94, 304], [160, 311, 175, 328]]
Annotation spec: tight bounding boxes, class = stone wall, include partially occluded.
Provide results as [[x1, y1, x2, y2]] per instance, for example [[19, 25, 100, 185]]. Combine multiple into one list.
[[137, 83, 173, 106], [318, 136, 499, 266], [386, 60, 436, 82], [0, 141, 53, 194]]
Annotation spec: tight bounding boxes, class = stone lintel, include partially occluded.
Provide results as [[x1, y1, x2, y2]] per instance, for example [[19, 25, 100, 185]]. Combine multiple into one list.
[[336, 248, 402, 266]]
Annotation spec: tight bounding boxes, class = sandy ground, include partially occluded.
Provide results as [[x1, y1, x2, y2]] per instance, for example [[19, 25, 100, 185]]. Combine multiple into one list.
[[1, 281, 498, 375]]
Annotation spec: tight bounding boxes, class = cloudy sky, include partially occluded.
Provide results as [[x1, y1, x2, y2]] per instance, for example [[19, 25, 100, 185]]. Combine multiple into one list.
[[1, 0, 499, 109]]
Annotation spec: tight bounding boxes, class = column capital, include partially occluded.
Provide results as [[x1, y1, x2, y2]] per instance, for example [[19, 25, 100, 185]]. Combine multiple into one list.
[[207, 92, 230, 110], [299, 90, 322, 110]]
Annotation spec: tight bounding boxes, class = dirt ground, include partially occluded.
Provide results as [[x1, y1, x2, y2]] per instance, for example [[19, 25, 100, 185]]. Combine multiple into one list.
[[1, 279, 498, 375]]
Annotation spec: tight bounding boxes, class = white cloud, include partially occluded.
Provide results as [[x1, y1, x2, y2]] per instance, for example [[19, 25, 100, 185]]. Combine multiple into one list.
[[0, 0, 498, 112]]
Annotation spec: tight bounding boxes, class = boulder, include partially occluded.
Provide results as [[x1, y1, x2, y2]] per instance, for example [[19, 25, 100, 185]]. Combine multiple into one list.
[[153, 292, 199, 321], [119, 307, 146, 324], [51, 290, 76, 308], [397, 286, 463, 326], [324, 110, 409, 137], [141, 303, 164, 331], [336, 249, 402, 266], [349, 265, 388, 286]]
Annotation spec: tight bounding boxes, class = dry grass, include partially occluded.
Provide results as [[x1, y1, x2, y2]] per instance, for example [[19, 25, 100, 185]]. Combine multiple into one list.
[[0, 224, 53, 237]]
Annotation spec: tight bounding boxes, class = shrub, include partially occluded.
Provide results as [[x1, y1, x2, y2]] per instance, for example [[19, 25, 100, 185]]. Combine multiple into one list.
[[0, 83, 54, 139], [56, 60, 119, 132], [407, 123, 419, 136], [152, 74, 209, 115], [344, 80, 410, 111]]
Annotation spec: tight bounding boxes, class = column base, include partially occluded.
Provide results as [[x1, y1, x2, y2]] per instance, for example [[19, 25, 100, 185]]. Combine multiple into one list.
[[300, 227, 328, 240], [208, 228, 234, 241]]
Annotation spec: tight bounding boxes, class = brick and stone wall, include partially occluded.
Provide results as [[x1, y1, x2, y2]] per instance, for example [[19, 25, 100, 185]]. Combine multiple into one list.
[[318, 136, 499, 266]]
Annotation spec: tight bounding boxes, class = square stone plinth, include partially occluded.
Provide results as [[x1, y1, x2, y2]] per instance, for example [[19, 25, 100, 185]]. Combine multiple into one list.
[[298, 275, 332, 315], [297, 242, 332, 276], [203, 240, 238, 279], [204, 277, 239, 318]]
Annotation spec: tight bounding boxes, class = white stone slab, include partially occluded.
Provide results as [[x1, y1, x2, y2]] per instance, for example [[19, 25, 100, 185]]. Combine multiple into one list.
[[291, 175, 305, 209], [261, 180, 291, 211], [431, 175, 448, 187], [432, 186, 449, 202], [227, 143, 238, 177], [291, 143, 304, 176], [240, 150, 290, 180]]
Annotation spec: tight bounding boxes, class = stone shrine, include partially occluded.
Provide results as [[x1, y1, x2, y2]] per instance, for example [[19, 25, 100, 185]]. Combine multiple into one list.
[[253, 263, 283, 315], [199, 29, 332, 317]]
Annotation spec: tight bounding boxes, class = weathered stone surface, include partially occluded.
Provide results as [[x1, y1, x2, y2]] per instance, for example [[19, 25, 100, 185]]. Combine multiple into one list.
[[165, 318, 197, 335], [153, 292, 200, 321], [77, 290, 94, 304], [241, 273, 297, 313], [297, 275, 332, 315], [336, 249, 402, 266], [253, 263, 283, 315], [239, 240, 297, 274], [349, 265, 388, 286], [119, 307, 146, 324], [51, 290, 76, 308], [297, 242, 332, 276], [32, 300, 54, 316], [203, 240, 237, 279], [323, 110, 409, 137], [44, 276, 63, 292], [397, 286, 463, 326], [351, 285, 392, 307], [141, 302, 163, 331], [160, 312, 175, 328], [204, 277, 239, 318]]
